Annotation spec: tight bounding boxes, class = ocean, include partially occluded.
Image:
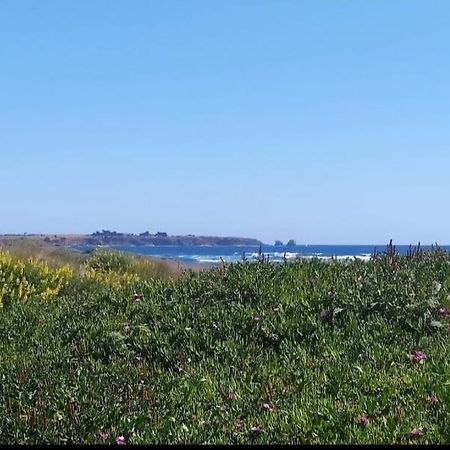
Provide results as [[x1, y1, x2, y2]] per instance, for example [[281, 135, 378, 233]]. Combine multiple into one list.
[[74, 243, 450, 265]]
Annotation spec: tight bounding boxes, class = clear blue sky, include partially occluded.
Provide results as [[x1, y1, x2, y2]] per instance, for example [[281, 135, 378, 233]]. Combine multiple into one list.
[[1, 0, 449, 244]]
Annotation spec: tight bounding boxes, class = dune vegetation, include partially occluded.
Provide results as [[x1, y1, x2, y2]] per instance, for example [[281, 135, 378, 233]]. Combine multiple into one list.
[[0, 241, 449, 444]]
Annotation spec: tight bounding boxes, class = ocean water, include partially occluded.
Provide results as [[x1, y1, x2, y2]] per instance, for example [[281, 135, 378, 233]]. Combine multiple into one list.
[[74, 244, 450, 265]]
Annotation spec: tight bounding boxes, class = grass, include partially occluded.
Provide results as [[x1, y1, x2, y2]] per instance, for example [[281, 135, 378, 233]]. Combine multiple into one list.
[[0, 242, 449, 444]]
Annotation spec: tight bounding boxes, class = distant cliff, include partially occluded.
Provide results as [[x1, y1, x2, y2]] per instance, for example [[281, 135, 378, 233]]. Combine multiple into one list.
[[36, 231, 263, 247]]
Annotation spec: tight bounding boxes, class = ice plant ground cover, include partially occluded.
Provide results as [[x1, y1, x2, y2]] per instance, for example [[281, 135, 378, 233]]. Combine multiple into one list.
[[0, 246, 449, 444]]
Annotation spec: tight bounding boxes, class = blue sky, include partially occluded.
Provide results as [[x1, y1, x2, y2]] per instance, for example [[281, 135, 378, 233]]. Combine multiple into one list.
[[1, 0, 449, 244]]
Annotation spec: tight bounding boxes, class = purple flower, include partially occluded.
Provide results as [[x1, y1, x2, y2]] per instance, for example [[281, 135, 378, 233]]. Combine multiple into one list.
[[99, 431, 109, 442], [263, 402, 274, 412], [410, 427, 423, 437], [116, 435, 127, 445], [409, 350, 426, 364], [439, 306, 450, 317], [358, 415, 369, 425], [134, 293, 142, 302], [251, 425, 262, 434]]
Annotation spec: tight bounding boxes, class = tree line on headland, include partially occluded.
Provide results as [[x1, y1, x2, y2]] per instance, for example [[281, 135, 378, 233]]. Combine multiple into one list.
[[2, 231, 264, 247]]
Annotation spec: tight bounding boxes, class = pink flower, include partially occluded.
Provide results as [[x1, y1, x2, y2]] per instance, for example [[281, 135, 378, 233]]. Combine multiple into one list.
[[358, 415, 369, 425], [253, 315, 261, 322], [251, 425, 262, 433], [410, 427, 423, 437], [409, 350, 426, 364], [263, 402, 274, 412], [99, 431, 109, 441], [439, 306, 450, 317], [116, 435, 127, 445], [409, 350, 426, 363], [134, 293, 142, 302]]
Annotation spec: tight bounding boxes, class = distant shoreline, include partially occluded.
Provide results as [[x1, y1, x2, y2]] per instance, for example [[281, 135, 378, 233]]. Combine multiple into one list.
[[1, 233, 263, 248]]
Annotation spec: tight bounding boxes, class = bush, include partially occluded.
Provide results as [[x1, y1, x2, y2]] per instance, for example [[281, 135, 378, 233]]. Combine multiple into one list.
[[0, 249, 450, 444]]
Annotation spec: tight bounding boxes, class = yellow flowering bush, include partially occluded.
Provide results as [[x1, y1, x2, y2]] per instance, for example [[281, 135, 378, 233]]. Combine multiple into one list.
[[0, 248, 150, 309], [0, 251, 73, 307]]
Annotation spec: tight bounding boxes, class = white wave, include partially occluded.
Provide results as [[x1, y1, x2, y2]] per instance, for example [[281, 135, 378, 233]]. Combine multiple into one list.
[[316, 254, 372, 261], [188, 255, 238, 263], [178, 251, 373, 264], [282, 252, 299, 259], [265, 252, 298, 261], [196, 258, 223, 263]]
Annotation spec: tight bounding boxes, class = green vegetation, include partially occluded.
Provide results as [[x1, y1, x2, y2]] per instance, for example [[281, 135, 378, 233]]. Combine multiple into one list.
[[0, 243, 450, 444], [0, 237, 177, 277]]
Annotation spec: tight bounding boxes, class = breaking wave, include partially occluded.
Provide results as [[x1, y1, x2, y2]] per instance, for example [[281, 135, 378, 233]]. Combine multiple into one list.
[[178, 251, 373, 264]]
